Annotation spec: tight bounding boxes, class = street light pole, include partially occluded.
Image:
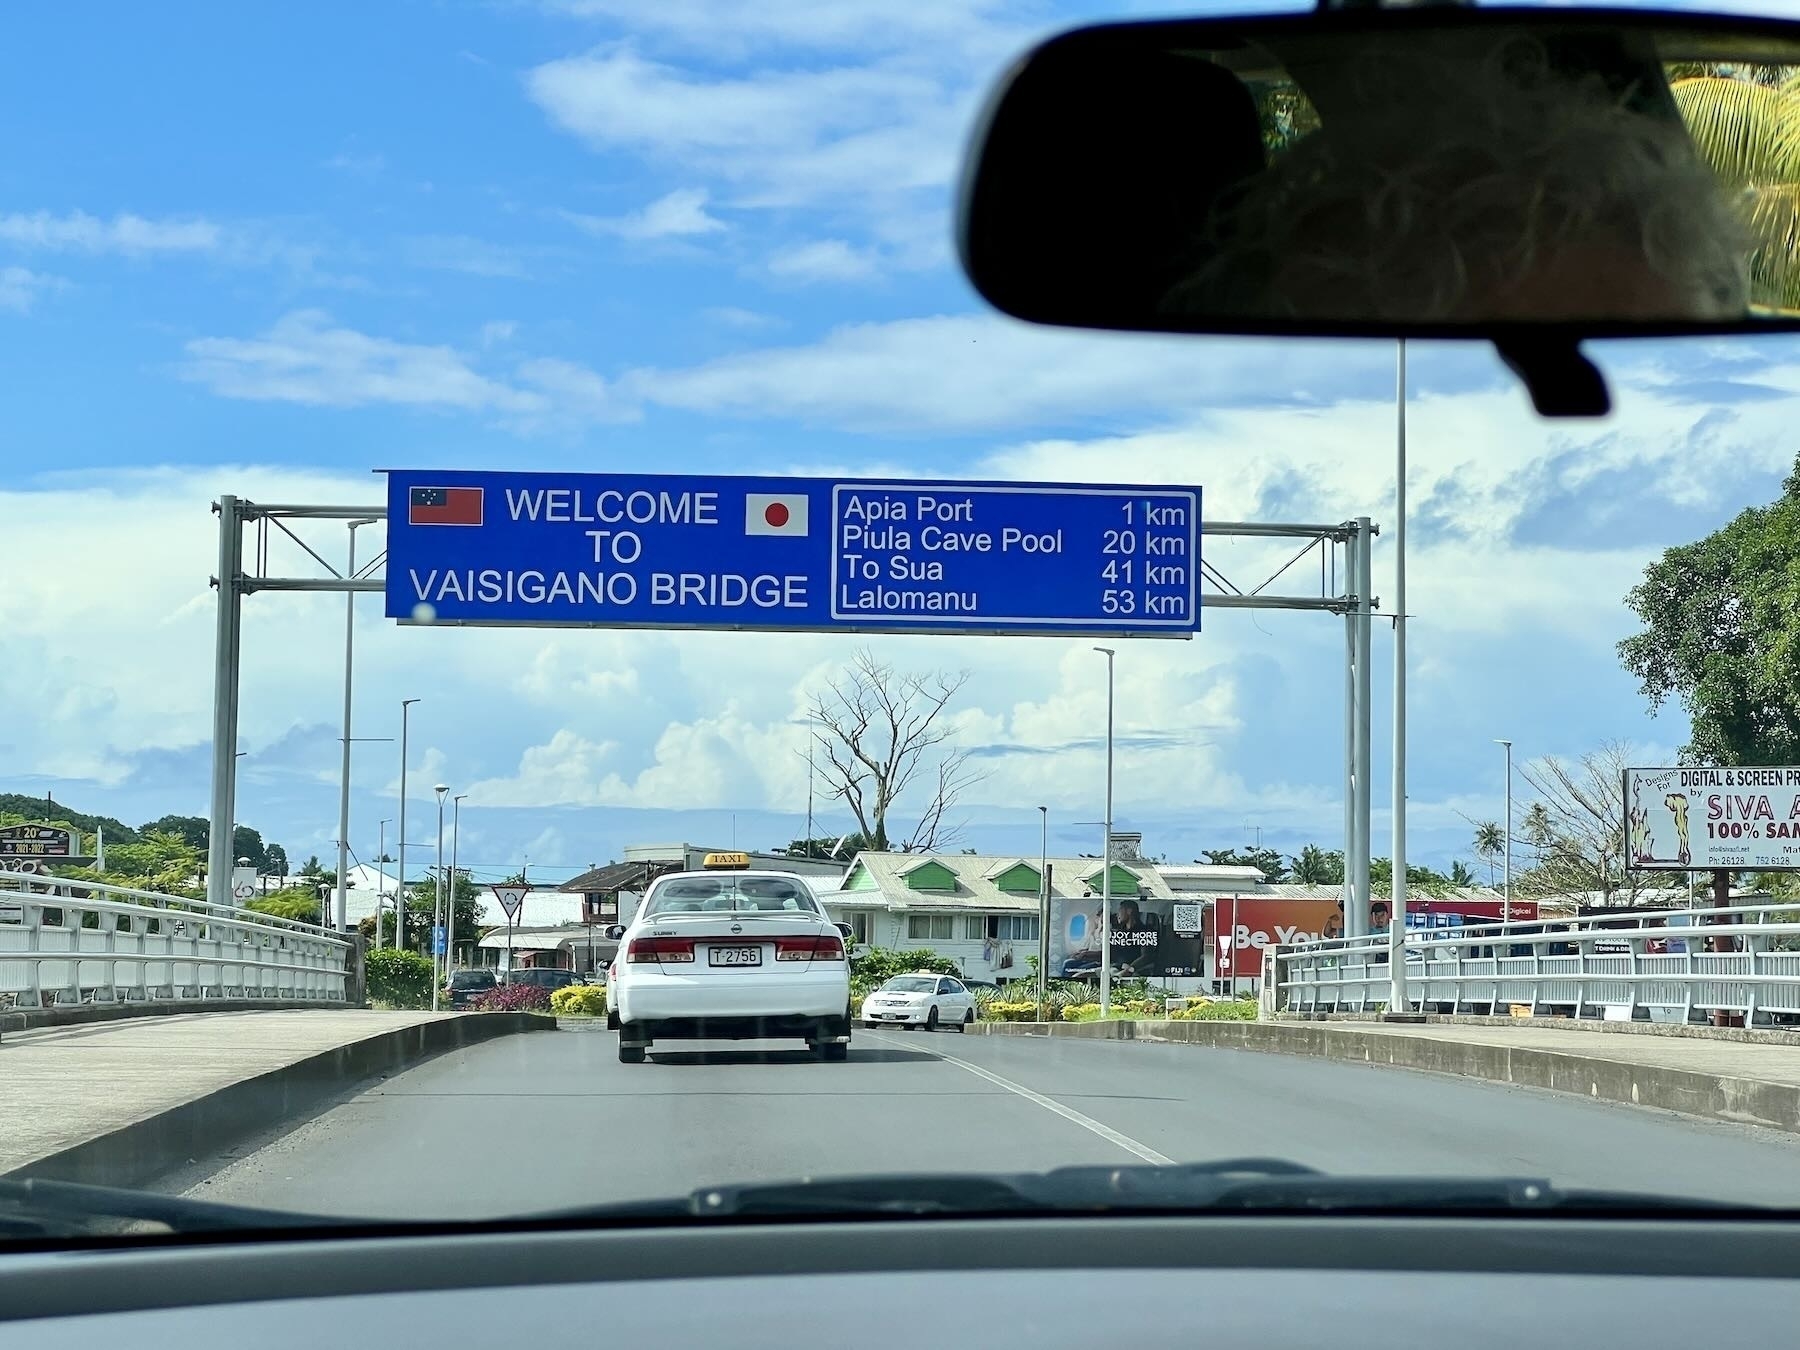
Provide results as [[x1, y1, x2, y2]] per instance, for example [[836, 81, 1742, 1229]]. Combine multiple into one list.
[[1390, 340, 1410, 1015], [449, 793, 467, 977], [432, 784, 448, 1010], [1093, 646, 1116, 1017], [1496, 739, 1513, 908], [397, 698, 419, 951], [334, 517, 378, 934]]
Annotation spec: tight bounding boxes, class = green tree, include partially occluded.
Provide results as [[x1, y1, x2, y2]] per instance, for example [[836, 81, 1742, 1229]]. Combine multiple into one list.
[[140, 814, 209, 852], [783, 833, 872, 860], [1672, 68, 1800, 314], [365, 871, 485, 952], [248, 886, 322, 924], [1472, 822, 1506, 886], [849, 946, 960, 997], [265, 843, 289, 877], [1288, 845, 1344, 887], [231, 825, 267, 871], [1620, 457, 1800, 765], [1200, 847, 1290, 882], [0, 796, 136, 842], [1450, 860, 1477, 887]]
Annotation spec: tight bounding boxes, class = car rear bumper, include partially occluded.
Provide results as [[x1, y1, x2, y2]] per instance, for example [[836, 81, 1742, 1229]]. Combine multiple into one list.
[[617, 972, 850, 1042]]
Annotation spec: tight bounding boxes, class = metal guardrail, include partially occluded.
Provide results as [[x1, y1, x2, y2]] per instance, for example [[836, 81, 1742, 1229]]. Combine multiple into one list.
[[1270, 900, 1800, 1025], [0, 870, 352, 1009]]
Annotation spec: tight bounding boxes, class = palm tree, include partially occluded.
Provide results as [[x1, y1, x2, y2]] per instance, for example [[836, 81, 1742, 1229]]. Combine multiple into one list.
[[1450, 860, 1477, 888], [1472, 822, 1506, 887], [1671, 67, 1800, 314]]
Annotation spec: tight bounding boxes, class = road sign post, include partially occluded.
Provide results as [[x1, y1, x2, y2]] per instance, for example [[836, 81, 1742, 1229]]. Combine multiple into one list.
[[384, 471, 1201, 638], [491, 884, 529, 977]]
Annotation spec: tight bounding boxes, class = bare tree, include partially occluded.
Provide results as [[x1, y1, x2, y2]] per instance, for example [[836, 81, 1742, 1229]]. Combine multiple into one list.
[[1515, 740, 1665, 907], [807, 650, 985, 853]]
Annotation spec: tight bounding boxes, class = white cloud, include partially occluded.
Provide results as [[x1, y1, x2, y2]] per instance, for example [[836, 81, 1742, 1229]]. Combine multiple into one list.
[[480, 319, 519, 346], [402, 234, 533, 279], [703, 305, 783, 330], [537, 0, 1024, 58], [0, 266, 64, 312], [0, 209, 221, 254], [526, 46, 964, 210], [181, 310, 545, 414], [565, 187, 726, 240], [765, 238, 879, 283]]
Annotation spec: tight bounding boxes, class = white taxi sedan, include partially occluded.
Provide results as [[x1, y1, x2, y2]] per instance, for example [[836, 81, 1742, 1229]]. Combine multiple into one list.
[[860, 974, 976, 1031], [606, 858, 853, 1063]]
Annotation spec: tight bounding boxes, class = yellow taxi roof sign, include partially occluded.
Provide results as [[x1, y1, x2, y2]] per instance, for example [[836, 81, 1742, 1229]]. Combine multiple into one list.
[[702, 851, 751, 870]]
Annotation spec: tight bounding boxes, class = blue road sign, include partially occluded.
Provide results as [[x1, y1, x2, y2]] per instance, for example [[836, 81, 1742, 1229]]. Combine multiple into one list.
[[432, 924, 447, 956], [384, 470, 1201, 637]]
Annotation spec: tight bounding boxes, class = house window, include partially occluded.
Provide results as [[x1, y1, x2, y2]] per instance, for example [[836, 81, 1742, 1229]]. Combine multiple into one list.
[[965, 915, 987, 940], [845, 911, 872, 944], [996, 914, 1040, 942], [907, 914, 956, 941]]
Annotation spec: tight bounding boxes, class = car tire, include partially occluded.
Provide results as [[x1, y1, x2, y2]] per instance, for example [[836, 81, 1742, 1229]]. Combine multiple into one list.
[[815, 1041, 849, 1062], [958, 1009, 974, 1032], [925, 1005, 940, 1031]]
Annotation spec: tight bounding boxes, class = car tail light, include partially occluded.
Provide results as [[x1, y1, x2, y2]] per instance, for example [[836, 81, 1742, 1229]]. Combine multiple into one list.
[[776, 934, 846, 962], [628, 936, 695, 963]]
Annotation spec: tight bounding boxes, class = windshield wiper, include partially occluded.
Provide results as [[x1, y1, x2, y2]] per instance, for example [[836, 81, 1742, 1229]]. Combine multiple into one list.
[[0, 1178, 357, 1239], [536, 1159, 1749, 1222]]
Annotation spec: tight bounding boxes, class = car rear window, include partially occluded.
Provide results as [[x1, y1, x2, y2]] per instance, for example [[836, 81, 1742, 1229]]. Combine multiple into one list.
[[643, 876, 820, 917], [451, 972, 495, 988]]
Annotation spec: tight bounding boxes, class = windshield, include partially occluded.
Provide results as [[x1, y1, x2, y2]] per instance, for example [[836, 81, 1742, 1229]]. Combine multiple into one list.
[[12, 0, 1800, 1250]]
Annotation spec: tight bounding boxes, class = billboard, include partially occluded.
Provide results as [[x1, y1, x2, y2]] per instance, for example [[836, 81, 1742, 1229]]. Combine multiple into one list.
[[1216, 898, 1343, 977], [1048, 894, 1210, 979], [1626, 766, 1800, 872], [0, 824, 92, 866]]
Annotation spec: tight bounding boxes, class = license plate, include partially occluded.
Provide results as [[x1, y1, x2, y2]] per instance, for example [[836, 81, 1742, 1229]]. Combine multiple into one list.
[[708, 945, 762, 967]]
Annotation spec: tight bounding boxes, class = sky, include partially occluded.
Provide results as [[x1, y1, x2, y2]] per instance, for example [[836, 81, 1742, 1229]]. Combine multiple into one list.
[[6, 0, 1800, 887]]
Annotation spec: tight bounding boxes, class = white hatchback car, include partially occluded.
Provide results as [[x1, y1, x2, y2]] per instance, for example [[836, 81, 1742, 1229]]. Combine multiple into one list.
[[606, 862, 853, 1063], [861, 974, 976, 1031]]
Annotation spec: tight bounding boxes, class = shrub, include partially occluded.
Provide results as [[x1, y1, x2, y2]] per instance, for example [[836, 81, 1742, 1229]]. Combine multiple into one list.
[[1061, 1003, 1103, 1022], [985, 1001, 1040, 1022], [364, 947, 435, 1009], [1166, 998, 1258, 1022], [473, 983, 552, 1012], [550, 984, 607, 1016]]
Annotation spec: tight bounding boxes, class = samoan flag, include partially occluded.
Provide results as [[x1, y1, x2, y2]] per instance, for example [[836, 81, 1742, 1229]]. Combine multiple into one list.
[[409, 486, 484, 527]]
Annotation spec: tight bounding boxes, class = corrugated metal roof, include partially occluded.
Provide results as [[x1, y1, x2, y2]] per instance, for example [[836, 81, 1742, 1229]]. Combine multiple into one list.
[[834, 851, 1176, 912]]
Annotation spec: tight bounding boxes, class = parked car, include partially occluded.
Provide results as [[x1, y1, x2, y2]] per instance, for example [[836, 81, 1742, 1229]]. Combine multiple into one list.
[[504, 968, 581, 992], [445, 969, 497, 1009]]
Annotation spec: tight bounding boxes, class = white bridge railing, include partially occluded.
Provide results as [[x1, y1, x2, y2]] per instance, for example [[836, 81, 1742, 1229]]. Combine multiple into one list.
[[0, 870, 352, 1010], [1270, 900, 1800, 1025]]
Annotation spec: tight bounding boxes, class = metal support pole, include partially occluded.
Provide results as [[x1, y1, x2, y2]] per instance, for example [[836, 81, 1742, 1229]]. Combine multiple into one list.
[[207, 496, 245, 912], [397, 699, 418, 950], [1095, 646, 1116, 1016], [376, 818, 389, 949], [432, 785, 447, 1010], [1343, 525, 1359, 940], [449, 794, 466, 975], [1037, 805, 1049, 1020], [1390, 344, 1410, 1014], [334, 520, 373, 933], [1496, 740, 1513, 909], [1352, 516, 1374, 941]]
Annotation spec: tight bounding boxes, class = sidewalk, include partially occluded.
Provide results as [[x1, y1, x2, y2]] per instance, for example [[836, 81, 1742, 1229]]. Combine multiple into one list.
[[2, 1009, 550, 1184], [972, 1016, 1800, 1134]]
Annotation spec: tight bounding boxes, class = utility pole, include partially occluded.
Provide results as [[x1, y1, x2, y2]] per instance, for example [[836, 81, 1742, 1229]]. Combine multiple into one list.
[[376, 818, 390, 949], [449, 793, 466, 976], [432, 784, 447, 1010], [1037, 805, 1049, 1021]]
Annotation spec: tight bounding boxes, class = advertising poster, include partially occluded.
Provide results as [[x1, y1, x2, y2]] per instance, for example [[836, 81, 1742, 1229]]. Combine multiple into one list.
[[1217, 898, 1344, 978], [1047, 894, 1210, 979], [1626, 765, 1800, 872]]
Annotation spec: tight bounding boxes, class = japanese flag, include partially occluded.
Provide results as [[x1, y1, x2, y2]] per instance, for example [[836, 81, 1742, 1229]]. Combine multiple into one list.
[[745, 493, 809, 536]]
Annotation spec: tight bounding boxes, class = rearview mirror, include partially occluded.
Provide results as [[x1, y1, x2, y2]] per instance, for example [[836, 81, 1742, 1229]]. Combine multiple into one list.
[[958, 9, 1800, 345], [605, 924, 625, 941], [836, 923, 855, 939]]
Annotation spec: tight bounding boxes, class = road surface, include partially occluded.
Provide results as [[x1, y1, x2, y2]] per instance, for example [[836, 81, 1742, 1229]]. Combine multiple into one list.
[[179, 1027, 1800, 1217]]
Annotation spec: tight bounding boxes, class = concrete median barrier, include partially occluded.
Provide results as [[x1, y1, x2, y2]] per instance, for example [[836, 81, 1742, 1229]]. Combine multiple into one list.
[[971, 1017, 1800, 1135]]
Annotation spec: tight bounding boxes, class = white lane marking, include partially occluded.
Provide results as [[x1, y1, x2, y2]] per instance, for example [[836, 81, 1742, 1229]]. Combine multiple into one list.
[[868, 1031, 1173, 1166]]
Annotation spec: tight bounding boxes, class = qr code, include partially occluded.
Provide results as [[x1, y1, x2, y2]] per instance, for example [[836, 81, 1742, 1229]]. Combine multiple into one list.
[[1173, 903, 1201, 935]]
